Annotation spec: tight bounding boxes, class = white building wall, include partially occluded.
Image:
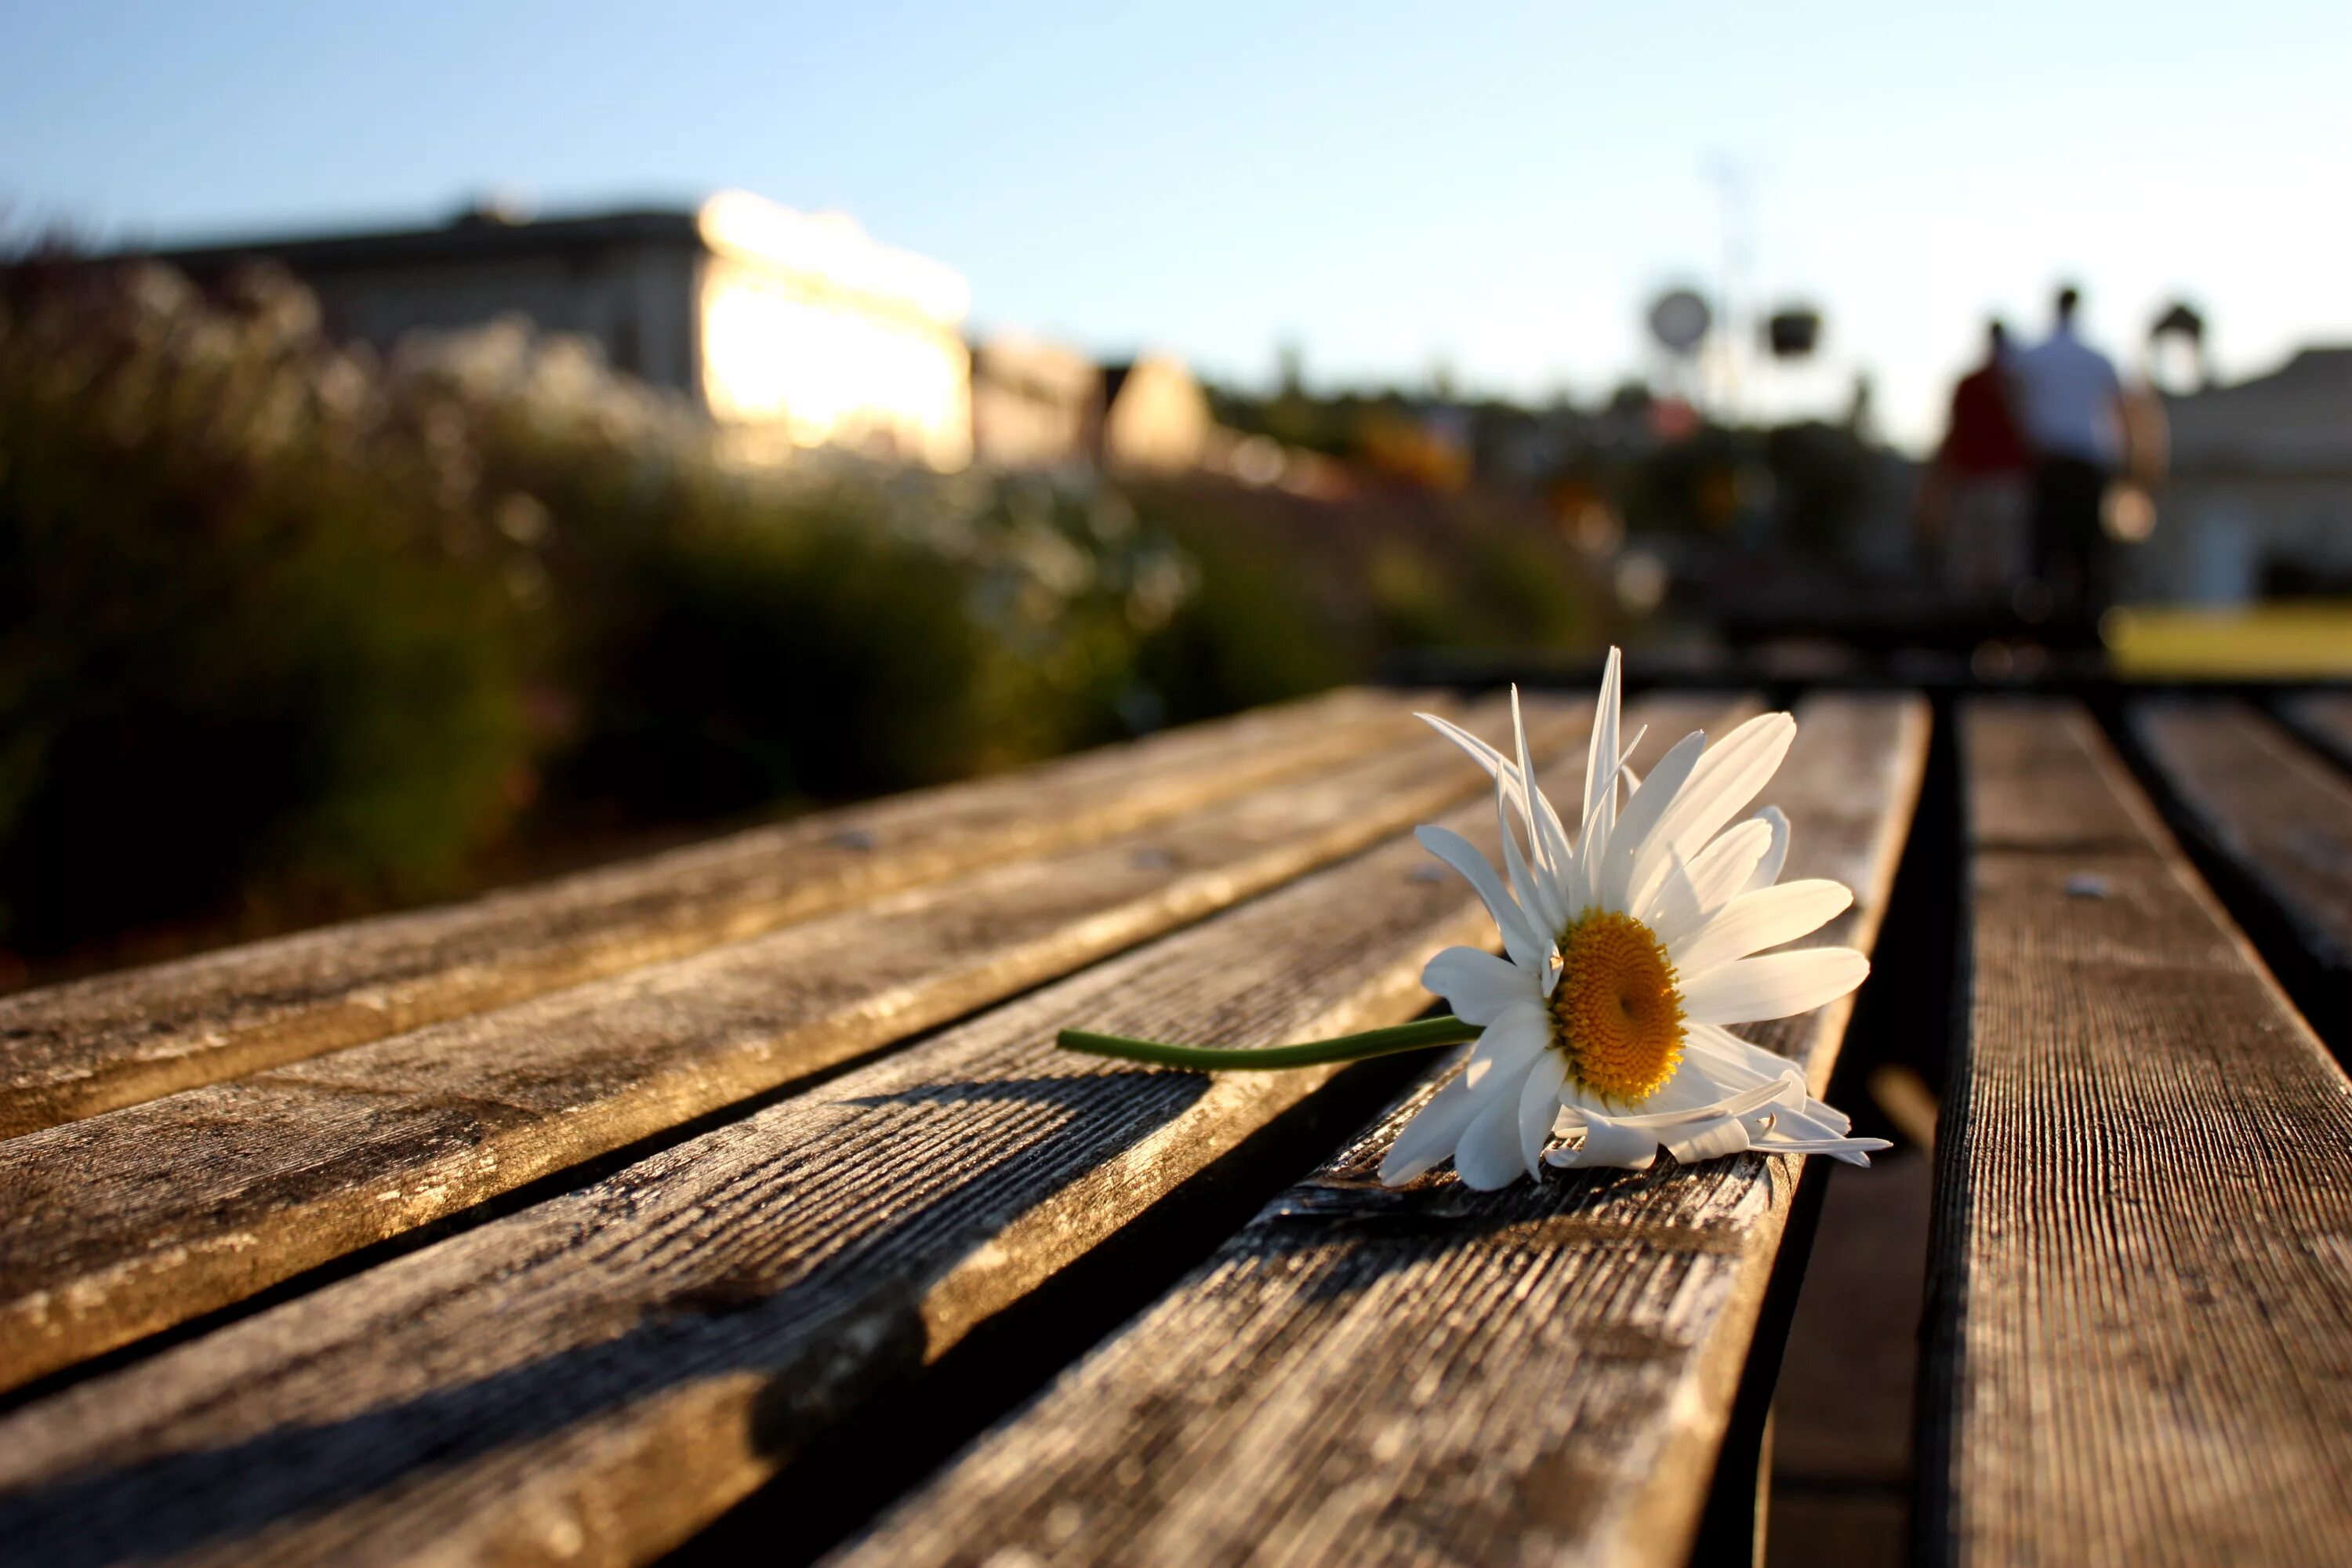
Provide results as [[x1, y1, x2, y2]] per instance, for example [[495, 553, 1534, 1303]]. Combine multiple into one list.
[[694, 193, 972, 472]]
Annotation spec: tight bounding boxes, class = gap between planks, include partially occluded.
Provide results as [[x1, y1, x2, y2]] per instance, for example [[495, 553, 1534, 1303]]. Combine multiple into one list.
[[2130, 699, 2352, 978], [822, 692, 1929, 1568], [0, 701, 1736, 1568], [0, 686, 1419, 1140], [2276, 691, 2352, 777], [0, 691, 1576, 1395], [1918, 701, 2352, 1568]]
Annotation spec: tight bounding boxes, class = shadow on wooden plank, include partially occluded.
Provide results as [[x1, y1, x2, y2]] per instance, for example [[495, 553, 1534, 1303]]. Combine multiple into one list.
[[818, 695, 1926, 1568], [2118, 699, 2352, 1060], [0, 713, 1659, 1568]]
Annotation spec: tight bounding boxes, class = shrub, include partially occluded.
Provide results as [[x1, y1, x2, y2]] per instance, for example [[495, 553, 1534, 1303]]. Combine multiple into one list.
[[552, 501, 997, 820], [1127, 477, 1602, 721], [0, 258, 533, 954], [0, 258, 1610, 967], [1134, 503, 1359, 723], [388, 324, 1191, 818], [0, 269, 1196, 960]]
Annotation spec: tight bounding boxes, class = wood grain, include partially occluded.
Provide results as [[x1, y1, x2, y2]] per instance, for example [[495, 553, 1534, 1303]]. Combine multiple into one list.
[[1964, 699, 2148, 855], [2133, 700, 2352, 976], [1919, 702, 2352, 1567], [832, 695, 1928, 1568], [2278, 691, 2352, 775], [0, 694, 1572, 1395], [0, 687, 1414, 1140], [0, 702, 1749, 1568]]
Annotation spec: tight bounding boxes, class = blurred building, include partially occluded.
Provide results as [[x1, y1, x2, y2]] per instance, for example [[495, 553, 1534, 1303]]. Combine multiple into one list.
[[147, 191, 975, 471], [966, 343, 1219, 476], [2145, 347, 2352, 602], [1097, 354, 1214, 474], [969, 334, 1100, 469]]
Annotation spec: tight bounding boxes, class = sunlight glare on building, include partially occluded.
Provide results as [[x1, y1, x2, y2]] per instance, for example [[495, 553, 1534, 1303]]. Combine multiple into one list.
[[696, 191, 972, 470]]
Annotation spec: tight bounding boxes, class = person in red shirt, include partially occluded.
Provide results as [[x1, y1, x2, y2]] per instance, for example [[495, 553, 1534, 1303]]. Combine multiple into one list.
[[1929, 319, 2031, 607]]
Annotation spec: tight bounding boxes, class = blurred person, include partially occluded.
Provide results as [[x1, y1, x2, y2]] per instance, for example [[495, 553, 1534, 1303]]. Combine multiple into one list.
[[2009, 285, 2127, 640], [1926, 319, 2031, 608]]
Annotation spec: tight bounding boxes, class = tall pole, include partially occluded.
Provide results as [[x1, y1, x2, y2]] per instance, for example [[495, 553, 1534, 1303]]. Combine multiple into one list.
[[1705, 154, 1752, 426]]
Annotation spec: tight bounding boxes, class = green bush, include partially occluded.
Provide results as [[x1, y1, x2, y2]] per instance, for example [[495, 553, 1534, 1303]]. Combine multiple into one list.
[[1128, 477, 1602, 722], [0, 267, 1197, 959], [389, 326, 1189, 819], [1134, 508, 1358, 723], [0, 259, 1608, 967], [554, 506, 996, 819], [0, 259, 532, 953]]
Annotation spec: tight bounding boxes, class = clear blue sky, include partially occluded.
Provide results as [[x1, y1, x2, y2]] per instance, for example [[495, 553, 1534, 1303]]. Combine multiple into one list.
[[7, 1, 2347, 448]]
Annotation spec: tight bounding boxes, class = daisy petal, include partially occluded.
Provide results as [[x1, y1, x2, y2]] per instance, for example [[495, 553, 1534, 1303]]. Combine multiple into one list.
[[1599, 730, 1704, 910], [1414, 825, 1548, 970], [1670, 879, 1854, 976], [1510, 687, 1544, 862], [1682, 1022, 1806, 1089], [1646, 816, 1774, 935], [1494, 771, 1563, 936], [1613, 725, 1650, 786], [1593, 1071, 1805, 1128], [1762, 1137, 1890, 1166], [1547, 1112, 1659, 1171], [1682, 946, 1871, 1025], [1417, 711, 1578, 917], [1511, 690, 1579, 916], [1379, 1071, 1486, 1186], [1661, 1115, 1755, 1163], [1619, 1056, 1750, 1114], [1629, 711, 1796, 913], [1416, 710, 1513, 782], [1675, 1029, 1858, 1135], [1757, 1102, 1858, 1142], [1454, 1090, 1529, 1189], [1742, 806, 1791, 895], [1643, 850, 1707, 950], [1581, 648, 1623, 862], [1464, 1002, 1549, 1091], [1518, 1050, 1568, 1178], [1795, 1097, 1853, 1135], [1421, 946, 1538, 1025], [1417, 710, 1571, 844]]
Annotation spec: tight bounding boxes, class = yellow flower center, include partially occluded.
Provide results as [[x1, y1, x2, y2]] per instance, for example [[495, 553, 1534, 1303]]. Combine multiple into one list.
[[1549, 909, 1686, 1105]]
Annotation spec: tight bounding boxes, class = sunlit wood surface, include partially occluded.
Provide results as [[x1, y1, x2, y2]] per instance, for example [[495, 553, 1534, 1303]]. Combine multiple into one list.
[[2, 681, 2349, 1568]]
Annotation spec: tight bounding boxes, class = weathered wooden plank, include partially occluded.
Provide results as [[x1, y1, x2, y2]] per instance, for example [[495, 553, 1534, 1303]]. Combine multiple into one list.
[[2133, 700, 2352, 977], [0, 687, 1415, 1140], [0, 703, 1755, 1568], [1919, 702, 2352, 1567], [2277, 690, 2352, 775], [831, 694, 1928, 1568], [1964, 699, 2147, 855], [0, 694, 1574, 1395]]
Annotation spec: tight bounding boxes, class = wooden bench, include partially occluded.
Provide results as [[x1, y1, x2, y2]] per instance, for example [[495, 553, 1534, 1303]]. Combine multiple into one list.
[[1918, 699, 2352, 1567], [1, 678, 2347, 1568]]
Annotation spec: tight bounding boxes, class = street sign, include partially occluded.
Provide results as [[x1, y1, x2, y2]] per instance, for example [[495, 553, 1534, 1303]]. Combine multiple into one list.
[[1647, 289, 1711, 356]]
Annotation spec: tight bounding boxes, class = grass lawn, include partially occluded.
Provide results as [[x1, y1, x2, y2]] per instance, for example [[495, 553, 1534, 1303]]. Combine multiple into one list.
[[2103, 602, 2352, 677]]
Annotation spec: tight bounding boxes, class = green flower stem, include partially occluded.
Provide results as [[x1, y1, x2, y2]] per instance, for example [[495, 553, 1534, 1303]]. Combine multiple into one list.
[[1056, 1014, 1479, 1071]]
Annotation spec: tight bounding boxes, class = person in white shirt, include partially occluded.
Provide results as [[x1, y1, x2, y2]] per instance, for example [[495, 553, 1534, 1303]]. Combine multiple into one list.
[[2007, 286, 2126, 641]]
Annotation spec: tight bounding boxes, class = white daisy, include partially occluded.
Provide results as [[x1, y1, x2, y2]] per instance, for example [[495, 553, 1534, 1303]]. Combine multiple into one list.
[[1379, 649, 1890, 1189]]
